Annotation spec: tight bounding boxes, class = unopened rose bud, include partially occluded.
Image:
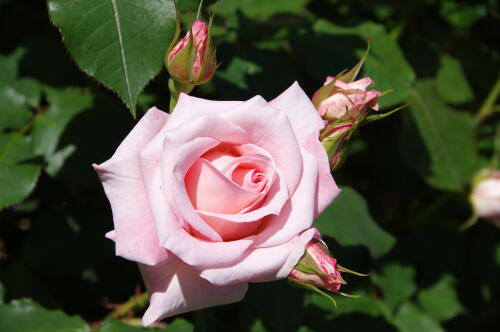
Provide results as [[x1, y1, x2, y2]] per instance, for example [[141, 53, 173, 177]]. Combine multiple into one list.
[[471, 170, 500, 227], [289, 230, 344, 293], [166, 19, 216, 86], [313, 76, 380, 171], [312, 77, 380, 121]]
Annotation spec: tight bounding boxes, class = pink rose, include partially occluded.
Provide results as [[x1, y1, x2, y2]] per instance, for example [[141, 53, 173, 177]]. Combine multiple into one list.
[[471, 170, 500, 226], [94, 82, 340, 325], [312, 76, 380, 121]]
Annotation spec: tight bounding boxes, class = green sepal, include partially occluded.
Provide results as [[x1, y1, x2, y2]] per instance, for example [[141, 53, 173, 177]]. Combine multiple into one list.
[[364, 104, 408, 124], [337, 264, 370, 277], [336, 37, 371, 83], [312, 76, 340, 109], [166, 0, 182, 58], [294, 263, 347, 284], [166, 23, 196, 84], [339, 292, 362, 299], [288, 278, 338, 310]]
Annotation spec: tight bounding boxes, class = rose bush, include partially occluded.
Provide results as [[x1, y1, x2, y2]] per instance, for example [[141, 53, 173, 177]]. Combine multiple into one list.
[[94, 82, 340, 325]]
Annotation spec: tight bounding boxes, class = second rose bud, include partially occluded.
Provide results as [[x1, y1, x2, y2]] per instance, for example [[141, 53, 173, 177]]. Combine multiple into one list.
[[166, 18, 216, 86]]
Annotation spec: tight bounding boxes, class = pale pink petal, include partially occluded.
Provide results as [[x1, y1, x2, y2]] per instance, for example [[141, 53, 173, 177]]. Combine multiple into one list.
[[304, 131, 340, 216], [349, 77, 375, 90], [196, 169, 288, 223], [94, 107, 169, 265], [221, 96, 303, 195], [140, 256, 248, 326], [161, 228, 255, 268], [163, 116, 249, 239], [186, 159, 260, 213], [269, 82, 325, 145], [200, 228, 316, 285], [253, 149, 318, 247], [167, 93, 258, 130]]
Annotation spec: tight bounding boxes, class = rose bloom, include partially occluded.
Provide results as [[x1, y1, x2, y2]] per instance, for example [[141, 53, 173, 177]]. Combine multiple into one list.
[[94, 83, 339, 325], [313, 76, 380, 121], [471, 170, 500, 226]]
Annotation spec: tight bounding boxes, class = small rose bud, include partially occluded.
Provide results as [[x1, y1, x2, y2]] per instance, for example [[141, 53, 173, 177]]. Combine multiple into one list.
[[166, 19, 216, 86], [471, 170, 500, 227], [312, 76, 380, 121], [289, 230, 344, 293]]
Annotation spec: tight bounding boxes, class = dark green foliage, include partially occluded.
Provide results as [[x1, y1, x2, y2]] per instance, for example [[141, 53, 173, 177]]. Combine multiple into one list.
[[0, 0, 499, 331]]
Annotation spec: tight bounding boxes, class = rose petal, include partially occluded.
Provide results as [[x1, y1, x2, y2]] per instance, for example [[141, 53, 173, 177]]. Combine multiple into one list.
[[162, 228, 255, 268], [200, 228, 316, 285], [186, 158, 261, 213], [304, 131, 341, 216], [270, 82, 325, 145], [93, 107, 169, 265], [140, 255, 248, 326], [167, 93, 258, 130], [221, 96, 304, 195], [253, 149, 318, 247]]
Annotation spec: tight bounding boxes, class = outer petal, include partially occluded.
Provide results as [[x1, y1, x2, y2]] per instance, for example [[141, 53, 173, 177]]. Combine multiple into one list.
[[162, 228, 255, 269], [304, 131, 341, 216], [167, 93, 249, 130], [94, 107, 169, 265], [200, 228, 316, 286], [269, 81, 325, 145], [253, 149, 318, 247], [140, 256, 248, 326]]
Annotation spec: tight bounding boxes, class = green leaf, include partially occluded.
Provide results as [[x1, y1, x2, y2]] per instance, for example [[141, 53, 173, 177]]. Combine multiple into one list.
[[0, 53, 38, 131], [307, 290, 381, 317], [216, 0, 310, 21], [0, 53, 18, 87], [406, 80, 479, 191], [47, 0, 176, 116], [12, 78, 42, 108], [0, 299, 90, 332], [31, 87, 93, 176], [0, 282, 4, 305], [97, 318, 193, 331], [372, 263, 416, 310], [165, 318, 194, 332], [417, 275, 463, 322], [393, 303, 444, 332], [0, 133, 42, 210], [312, 20, 416, 108], [314, 186, 396, 258], [436, 55, 474, 105]]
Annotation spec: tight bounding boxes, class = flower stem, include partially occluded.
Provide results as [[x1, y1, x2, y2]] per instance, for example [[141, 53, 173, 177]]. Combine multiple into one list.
[[475, 76, 500, 124], [168, 78, 194, 112], [107, 292, 149, 319]]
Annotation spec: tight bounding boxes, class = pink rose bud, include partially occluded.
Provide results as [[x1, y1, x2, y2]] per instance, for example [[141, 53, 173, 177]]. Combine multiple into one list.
[[312, 76, 380, 121], [312, 76, 380, 171], [288, 230, 344, 293], [166, 19, 216, 85], [471, 170, 500, 226]]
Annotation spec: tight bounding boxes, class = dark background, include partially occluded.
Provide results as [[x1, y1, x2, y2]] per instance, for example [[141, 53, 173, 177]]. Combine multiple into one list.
[[0, 0, 499, 331]]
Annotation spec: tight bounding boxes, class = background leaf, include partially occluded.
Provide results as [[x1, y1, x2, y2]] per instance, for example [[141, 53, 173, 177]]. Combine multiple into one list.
[[0, 133, 41, 210], [417, 275, 463, 322], [315, 186, 396, 258], [47, 0, 176, 115], [405, 80, 479, 191], [0, 299, 90, 332]]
